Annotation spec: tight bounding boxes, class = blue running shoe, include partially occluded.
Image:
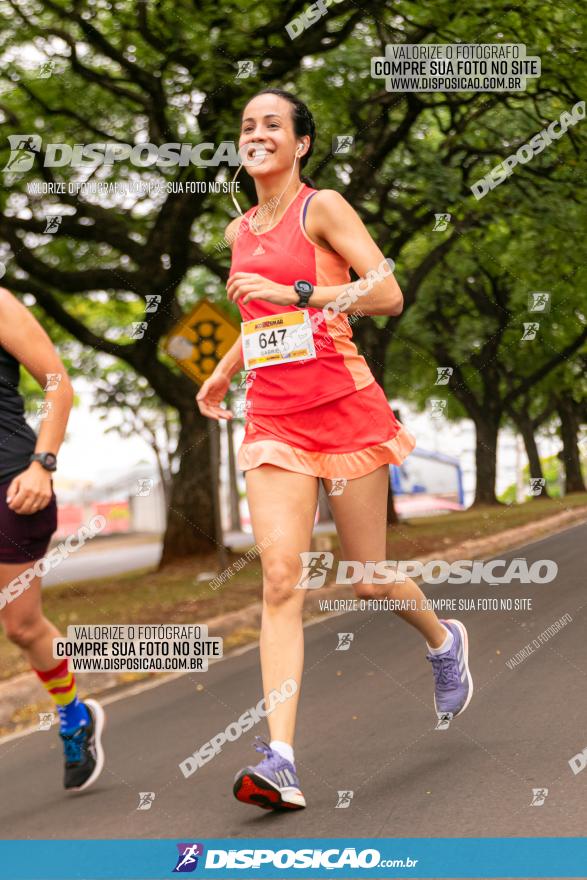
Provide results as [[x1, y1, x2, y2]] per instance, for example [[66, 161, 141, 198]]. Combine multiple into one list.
[[426, 619, 473, 718], [59, 698, 105, 792], [233, 738, 306, 810]]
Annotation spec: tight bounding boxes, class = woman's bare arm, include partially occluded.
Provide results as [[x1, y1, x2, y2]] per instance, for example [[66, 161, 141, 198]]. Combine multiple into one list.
[[0, 288, 73, 513], [304, 190, 404, 316]]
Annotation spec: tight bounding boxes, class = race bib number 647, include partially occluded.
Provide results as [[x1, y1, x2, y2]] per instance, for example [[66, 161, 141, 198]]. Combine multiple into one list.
[[241, 310, 316, 370]]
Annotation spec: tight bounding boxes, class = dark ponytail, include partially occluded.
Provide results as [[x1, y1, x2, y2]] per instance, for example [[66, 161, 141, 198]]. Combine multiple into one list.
[[247, 88, 317, 187]]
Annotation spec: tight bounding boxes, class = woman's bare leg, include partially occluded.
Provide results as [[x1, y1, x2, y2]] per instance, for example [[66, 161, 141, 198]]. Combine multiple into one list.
[[322, 465, 447, 646], [245, 464, 319, 745], [0, 562, 61, 669]]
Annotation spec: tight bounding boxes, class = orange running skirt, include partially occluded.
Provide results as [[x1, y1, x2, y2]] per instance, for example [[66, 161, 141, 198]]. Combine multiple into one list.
[[237, 379, 416, 480]]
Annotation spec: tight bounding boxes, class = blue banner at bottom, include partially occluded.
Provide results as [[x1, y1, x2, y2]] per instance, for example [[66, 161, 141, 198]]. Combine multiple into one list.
[[0, 838, 586, 879]]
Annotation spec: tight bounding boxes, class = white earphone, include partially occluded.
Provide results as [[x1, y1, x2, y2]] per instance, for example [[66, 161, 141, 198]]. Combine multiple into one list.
[[230, 141, 306, 217]]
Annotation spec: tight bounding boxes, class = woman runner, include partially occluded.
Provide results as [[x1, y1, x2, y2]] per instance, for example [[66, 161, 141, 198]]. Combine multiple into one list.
[[196, 89, 473, 811], [0, 288, 105, 791]]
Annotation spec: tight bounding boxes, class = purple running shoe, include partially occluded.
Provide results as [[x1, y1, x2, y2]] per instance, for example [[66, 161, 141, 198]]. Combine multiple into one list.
[[426, 619, 473, 718], [233, 738, 306, 811]]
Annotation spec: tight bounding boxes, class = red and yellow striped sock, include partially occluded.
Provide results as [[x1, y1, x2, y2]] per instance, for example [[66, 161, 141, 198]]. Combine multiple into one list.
[[34, 659, 89, 732]]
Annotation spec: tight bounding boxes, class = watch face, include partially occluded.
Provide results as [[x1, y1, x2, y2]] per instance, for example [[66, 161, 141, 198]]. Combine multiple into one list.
[[45, 453, 57, 467], [296, 280, 312, 294]]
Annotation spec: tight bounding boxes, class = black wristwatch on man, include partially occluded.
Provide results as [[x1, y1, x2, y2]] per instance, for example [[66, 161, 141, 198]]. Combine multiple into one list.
[[294, 279, 314, 308], [30, 452, 58, 472]]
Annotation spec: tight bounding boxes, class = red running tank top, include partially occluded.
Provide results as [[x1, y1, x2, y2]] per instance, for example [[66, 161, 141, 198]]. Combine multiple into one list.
[[229, 183, 375, 415]]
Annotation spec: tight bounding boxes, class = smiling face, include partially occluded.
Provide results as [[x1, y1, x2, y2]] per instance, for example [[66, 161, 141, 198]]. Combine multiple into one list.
[[239, 93, 307, 179]]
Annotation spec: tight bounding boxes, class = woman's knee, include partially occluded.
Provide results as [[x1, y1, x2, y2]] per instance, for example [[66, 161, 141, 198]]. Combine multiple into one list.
[[2, 612, 46, 649], [353, 578, 404, 601], [262, 558, 304, 608]]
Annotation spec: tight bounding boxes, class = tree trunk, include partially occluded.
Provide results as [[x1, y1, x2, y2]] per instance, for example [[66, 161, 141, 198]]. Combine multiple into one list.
[[317, 481, 333, 523], [512, 412, 550, 499], [226, 416, 242, 532], [159, 406, 216, 565], [150, 441, 172, 508], [386, 481, 399, 525], [472, 416, 501, 505], [557, 395, 586, 493]]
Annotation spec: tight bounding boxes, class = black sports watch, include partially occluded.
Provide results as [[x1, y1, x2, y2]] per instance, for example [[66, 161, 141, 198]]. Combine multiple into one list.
[[294, 279, 314, 308], [30, 452, 57, 472]]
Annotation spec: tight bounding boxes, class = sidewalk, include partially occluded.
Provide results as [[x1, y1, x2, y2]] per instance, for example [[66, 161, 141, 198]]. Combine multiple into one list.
[[49, 530, 161, 550]]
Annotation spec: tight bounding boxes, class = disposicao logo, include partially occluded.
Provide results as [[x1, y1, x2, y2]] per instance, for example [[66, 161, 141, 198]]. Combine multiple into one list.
[[173, 843, 204, 873]]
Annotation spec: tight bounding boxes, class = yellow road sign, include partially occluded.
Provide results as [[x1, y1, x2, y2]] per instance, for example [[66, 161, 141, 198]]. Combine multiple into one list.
[[163, 299, 239, 386]]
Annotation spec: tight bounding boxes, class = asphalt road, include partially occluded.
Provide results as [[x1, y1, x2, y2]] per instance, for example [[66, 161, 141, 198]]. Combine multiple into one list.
[[1, 523, 585, 844], [43, 541, 162, 587]]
